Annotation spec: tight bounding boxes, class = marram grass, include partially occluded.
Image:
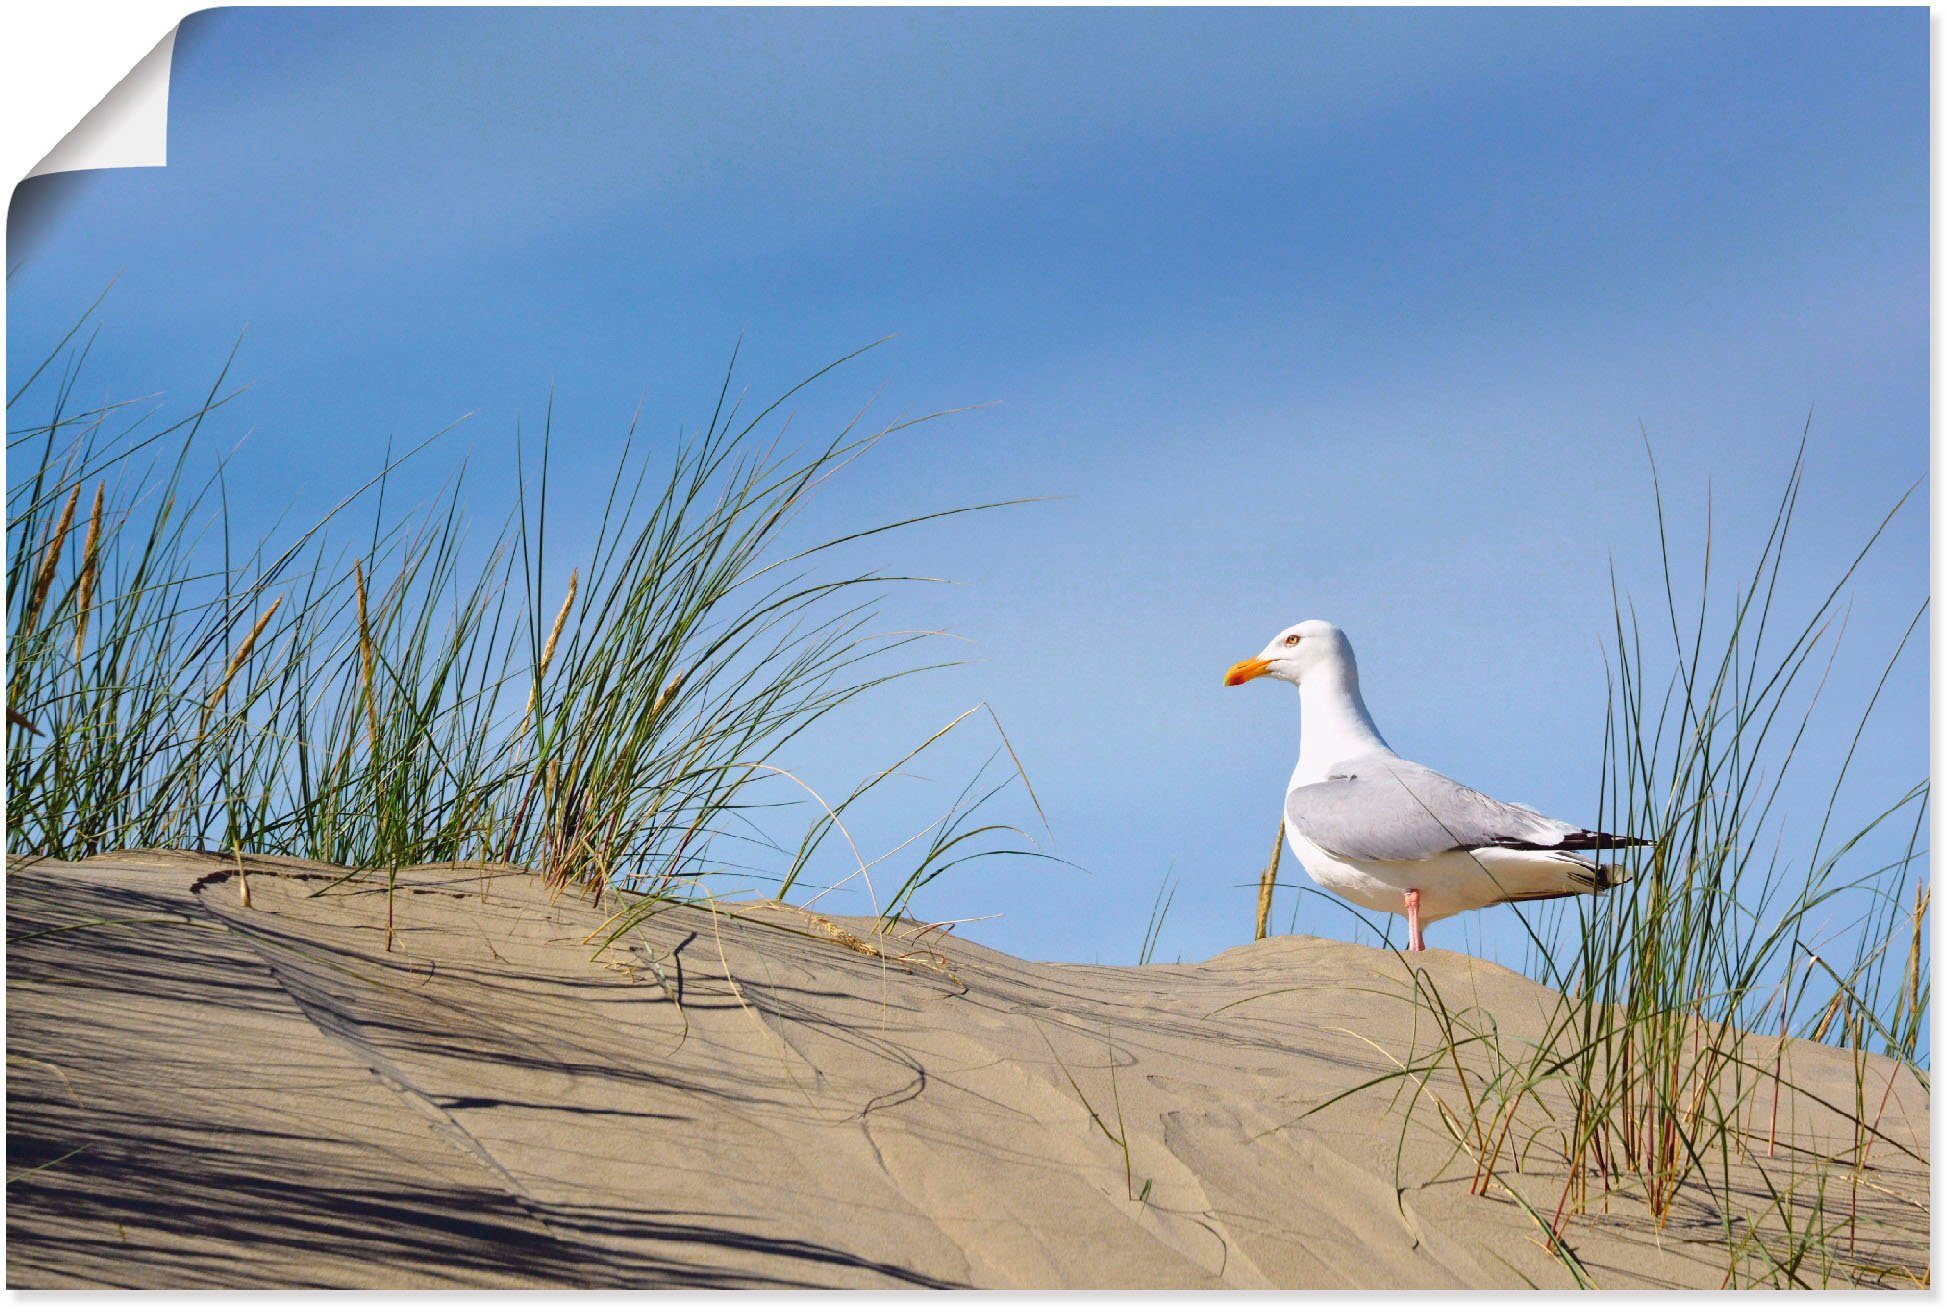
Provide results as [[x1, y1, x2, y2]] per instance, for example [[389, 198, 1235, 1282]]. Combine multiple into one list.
[[7, 318, 1044, 924]]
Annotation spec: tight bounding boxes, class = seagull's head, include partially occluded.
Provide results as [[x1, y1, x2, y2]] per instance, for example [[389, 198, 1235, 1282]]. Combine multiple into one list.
[[1224, 619, 1352, 688]]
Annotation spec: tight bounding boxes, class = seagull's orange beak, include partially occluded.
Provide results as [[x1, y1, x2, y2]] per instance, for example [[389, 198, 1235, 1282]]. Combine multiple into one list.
[[1224, 657, 1272, 687]]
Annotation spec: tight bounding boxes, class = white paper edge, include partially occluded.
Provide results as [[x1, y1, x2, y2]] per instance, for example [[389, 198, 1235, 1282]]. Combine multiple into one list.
[[27, 25, 178, 179]]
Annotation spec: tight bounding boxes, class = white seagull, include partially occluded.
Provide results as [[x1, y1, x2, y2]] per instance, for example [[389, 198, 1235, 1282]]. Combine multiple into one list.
[[1225, 619, 1645, 952]]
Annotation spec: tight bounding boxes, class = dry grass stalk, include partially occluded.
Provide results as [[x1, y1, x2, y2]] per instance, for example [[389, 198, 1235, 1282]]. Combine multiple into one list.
[[21, 484, 81, 640], [650, 668, 685, 722], [202, 596, 283, 726], [807, 909, 878, 956], [537, 757, 565, 882], [1254, 820, 1283, 940], [71, 484, 104, 661], [799, 908, 958, 981], [353, 561, 380, 753], [1903, 881, 1927, 1027], [522, 568, 579, 725]]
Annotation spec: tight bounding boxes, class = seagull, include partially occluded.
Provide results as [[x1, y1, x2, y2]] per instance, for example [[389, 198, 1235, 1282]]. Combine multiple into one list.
[[1224, 619, 1646, 952]]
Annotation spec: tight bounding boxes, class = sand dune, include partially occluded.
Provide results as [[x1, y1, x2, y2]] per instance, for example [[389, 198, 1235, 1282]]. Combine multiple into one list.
[[6, 853, 1927, 1289]]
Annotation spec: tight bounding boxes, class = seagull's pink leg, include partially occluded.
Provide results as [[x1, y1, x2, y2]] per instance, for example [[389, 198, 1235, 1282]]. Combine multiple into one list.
[[1404, 889, 1426, 952]]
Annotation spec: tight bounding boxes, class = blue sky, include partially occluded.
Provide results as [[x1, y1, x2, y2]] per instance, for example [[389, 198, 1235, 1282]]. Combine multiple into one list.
[[7, 7, 1927, 966]]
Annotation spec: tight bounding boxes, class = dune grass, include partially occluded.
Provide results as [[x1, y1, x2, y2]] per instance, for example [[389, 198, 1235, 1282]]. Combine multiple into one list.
[[1138, 867, 1178, 966], [1299, 441, 1929, 1288], [7, 316, 1041, 924]]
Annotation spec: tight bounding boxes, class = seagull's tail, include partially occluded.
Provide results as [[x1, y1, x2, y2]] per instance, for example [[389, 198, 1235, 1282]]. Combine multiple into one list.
[[1557, 831, 1651, 890], [1484, 831, 1651, 901], [1479, 829, 1651, 887], [1585, 858, 1634, 891]]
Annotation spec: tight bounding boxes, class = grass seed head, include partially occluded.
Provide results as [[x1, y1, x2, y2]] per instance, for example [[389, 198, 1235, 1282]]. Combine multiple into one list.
[[71, 483, 104, 662], [21, 483, 81, 640], [522, 569, 579, 727], [202, 595, 283, 727], [354, 560, 380, 753]]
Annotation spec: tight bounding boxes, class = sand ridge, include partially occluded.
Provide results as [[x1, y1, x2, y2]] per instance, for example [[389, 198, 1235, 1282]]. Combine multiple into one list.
[[6, 853, 1928, 1288]]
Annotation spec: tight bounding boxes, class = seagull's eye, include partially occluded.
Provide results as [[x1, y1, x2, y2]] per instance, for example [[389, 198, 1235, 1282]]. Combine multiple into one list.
[[1283, 634, 1302, 647]]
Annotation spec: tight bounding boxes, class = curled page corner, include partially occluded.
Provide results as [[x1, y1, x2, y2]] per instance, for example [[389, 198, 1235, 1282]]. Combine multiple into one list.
[[28, 26, 180, 179]]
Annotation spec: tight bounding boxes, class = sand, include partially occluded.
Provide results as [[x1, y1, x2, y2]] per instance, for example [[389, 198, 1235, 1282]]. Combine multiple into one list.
[[6, 852, 1928, 1289]]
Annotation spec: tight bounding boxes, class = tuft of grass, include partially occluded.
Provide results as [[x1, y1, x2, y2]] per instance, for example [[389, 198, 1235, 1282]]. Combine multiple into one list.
[[1139, 867, 1177, 966], [1036, 1019, 1146, 1203], [1296, 438, 1927, 1288], [7, 310, 1045, 927]]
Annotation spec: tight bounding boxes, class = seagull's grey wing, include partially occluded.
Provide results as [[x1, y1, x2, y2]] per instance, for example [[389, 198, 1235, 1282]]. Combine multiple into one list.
[[1284, 756, 1570, 863]]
